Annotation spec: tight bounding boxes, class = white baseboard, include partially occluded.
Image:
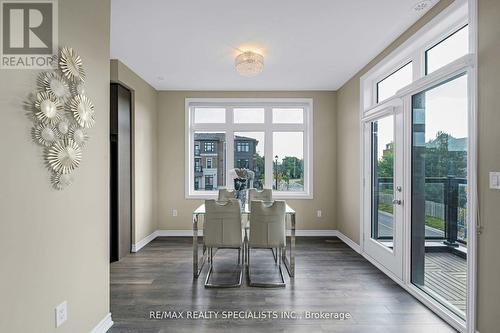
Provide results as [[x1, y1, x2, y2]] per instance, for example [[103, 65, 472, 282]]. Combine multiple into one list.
[[132, 229, 360, 256], [334, 230, 361, 253], [154, 229, 338, 237], [157, 229, 203, 237], [90, 313, 113, 333], [131, 231, 157, 252], [293, 229, 337, 236]]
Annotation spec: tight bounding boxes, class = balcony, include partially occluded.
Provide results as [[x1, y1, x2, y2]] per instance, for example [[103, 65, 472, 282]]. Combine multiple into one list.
[[375, 176, 467, 318]]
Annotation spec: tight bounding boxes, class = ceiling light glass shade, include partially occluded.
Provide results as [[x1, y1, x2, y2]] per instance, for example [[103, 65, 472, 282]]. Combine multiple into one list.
[[235, 51, 264, 77]]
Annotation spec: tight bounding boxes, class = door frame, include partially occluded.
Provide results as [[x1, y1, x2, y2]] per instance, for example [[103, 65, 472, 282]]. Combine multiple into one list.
[[361, 98, 405, 281], [359, 54, 477, 333]]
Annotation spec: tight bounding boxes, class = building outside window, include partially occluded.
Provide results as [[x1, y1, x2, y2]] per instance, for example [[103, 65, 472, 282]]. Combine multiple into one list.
[[206, 158, 212, 168], [205, 142, 215, 152], [236, 159, 249, 168], [236, 142, 250, 152], [194, 158, 201, 172]]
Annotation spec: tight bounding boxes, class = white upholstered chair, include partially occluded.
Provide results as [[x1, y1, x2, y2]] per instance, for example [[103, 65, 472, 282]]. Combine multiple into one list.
[[247, 188, 272, 205], [247, 200, 286, 287], [218, 188, 236, 201], [203, 199, 244, 288]]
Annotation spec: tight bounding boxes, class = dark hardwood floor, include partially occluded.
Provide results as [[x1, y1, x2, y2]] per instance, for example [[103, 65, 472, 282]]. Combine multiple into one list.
[[110, 237, 456, 333]]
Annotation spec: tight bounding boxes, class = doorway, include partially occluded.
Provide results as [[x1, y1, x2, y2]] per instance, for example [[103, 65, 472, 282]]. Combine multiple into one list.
[[110, 83, 132, 263], [363, 100, 404, 280]]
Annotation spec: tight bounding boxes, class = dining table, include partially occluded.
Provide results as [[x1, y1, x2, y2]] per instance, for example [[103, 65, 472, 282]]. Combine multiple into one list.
[[192, 202, 296, 279]]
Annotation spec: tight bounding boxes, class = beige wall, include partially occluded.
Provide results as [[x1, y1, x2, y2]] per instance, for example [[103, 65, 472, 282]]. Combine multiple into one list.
[[158, 91, 337, 231], [335, 0, 453, 243], [476, 0, 500, 331], [110, 59, 158, 244], [336, 0, 500, 331], [0, 0, 110, 332]]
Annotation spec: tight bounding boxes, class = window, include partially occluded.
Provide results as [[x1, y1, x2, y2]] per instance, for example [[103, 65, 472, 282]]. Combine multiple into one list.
[[204, 142, 215, 152], [236, 142, 250, 152], [186, 99, 312, 198], [376, 62, 413, 102], [362, 1, 470, 110], [234, 108, 264, 123], [205, 176, 214, 190], [273, 132, 304, 192], [194, 158, 201, 172], [236, 159, 249, 168], [194, 107, 225, 123], [272, 108, 303, 123], [426, 25, 469, 74]]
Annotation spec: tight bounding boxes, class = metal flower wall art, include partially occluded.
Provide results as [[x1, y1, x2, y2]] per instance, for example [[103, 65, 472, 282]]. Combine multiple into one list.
[[29, 47, 95, 190]]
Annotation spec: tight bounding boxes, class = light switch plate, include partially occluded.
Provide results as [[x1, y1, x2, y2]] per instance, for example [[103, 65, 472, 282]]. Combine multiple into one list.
[[55, 301, 67, 327], [490, 172, 500, 189]]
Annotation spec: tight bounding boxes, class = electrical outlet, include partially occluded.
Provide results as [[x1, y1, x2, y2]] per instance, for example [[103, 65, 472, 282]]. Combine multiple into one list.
[[172, 209, 178, 217], [490, 172, 500, 189], [317, 210, 322, 218], [55, 301, 67, 328]]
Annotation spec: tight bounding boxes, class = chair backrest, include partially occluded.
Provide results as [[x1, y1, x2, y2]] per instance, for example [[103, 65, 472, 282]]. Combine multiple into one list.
[[204, 199, 242, 248], [249, 200, 286, 248], [247, 188, 272, 204], [218, 188, 236, 201]]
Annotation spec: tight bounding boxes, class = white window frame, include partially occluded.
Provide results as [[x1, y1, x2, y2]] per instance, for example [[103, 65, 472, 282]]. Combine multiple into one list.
[[359, 1, 477, 332], [185, 98, 313, 199]]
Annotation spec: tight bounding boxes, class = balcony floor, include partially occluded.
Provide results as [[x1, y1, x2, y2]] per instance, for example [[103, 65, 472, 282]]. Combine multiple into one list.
[[424, 251, 467, 314]]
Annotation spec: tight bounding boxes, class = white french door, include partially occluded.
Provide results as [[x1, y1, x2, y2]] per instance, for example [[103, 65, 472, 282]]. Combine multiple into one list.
[[362, 99, 405, 280]]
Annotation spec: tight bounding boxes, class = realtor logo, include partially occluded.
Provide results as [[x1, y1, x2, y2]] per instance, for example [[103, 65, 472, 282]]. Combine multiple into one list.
[[1, 0, 58, 69]]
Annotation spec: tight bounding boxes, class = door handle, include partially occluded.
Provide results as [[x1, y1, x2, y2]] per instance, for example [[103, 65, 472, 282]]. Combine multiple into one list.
[[392, 199, 402, 205]]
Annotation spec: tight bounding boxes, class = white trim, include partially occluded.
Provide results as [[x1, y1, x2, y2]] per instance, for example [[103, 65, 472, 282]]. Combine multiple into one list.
[[131, 231, 157, 252], [130, 229, 355, 245], [156, 230, 203, 237], [89, 313, 113, 333], [185, 98, 313, 200], [358, 1, 477, 331], [334, 230, 361, 253], [466, 1, 478, 332], [293, 229, 337, 237], [360, 0, 468, 111], [155, 229, 337, 238]]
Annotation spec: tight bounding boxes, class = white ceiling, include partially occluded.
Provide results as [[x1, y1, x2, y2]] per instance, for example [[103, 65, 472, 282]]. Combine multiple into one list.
[[110, 0, 435, 91]]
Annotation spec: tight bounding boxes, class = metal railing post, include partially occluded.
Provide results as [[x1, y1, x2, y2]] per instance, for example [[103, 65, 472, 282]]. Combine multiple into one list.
[[444, 176, 459, 247]]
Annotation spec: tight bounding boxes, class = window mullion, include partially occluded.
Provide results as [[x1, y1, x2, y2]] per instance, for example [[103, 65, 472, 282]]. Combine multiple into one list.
[[226, 107, 234, 189], [264, 106, 273, 189]]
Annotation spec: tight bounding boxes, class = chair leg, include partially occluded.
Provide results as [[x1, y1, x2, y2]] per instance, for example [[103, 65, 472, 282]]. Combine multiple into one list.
[[204, 247, 243, 288], [272, 248, 278, 264], [247, 247, 286, 288]]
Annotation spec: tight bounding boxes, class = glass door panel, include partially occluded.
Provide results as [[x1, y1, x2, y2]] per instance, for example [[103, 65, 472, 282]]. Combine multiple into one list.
[[411, 73, 468, 319], [371, 115, 395, 248]]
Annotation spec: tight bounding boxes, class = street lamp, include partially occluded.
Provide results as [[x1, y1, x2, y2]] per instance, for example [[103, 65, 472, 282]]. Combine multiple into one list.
[[274, 155, 279, 190]]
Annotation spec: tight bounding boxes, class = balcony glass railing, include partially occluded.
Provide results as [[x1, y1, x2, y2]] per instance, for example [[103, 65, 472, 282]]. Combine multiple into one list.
[[377, 176, 467, 245]]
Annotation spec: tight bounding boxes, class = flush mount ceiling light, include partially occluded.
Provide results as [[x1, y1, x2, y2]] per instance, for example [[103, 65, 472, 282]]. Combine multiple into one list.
[[413, 0, 434, 12], [235, 51, 264, 77]]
